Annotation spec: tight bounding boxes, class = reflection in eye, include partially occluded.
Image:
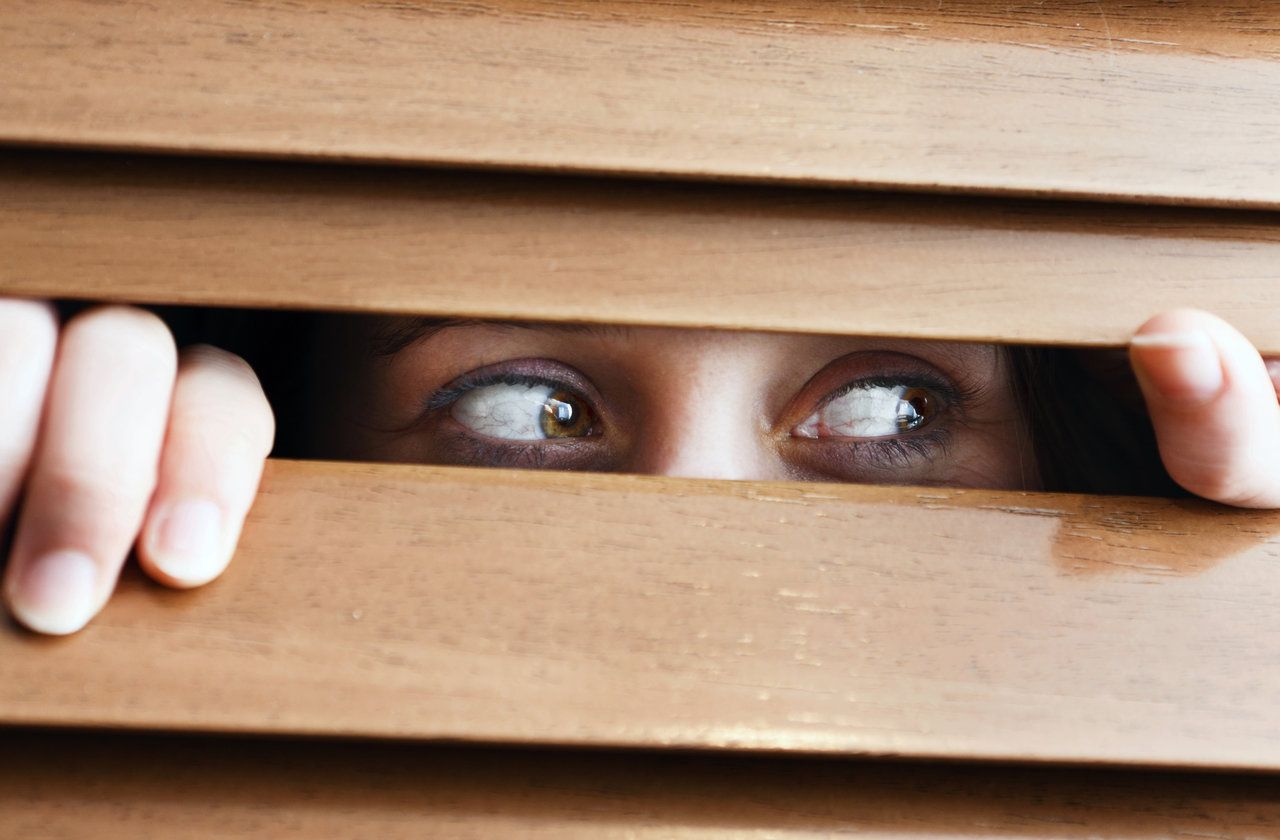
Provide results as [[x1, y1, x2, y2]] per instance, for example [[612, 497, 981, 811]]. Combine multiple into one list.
[[451, 382, 596, 440], [793, 383, 936, 439]]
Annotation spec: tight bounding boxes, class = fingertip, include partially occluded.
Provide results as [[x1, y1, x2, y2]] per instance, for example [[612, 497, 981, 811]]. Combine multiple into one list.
[[1129, 326, 1224, 407], [140, 498, 230, 589], [1131, 309, 1280, 507], [174, 344, 276, 456], [1129, 309, 1273, 406], [137, 346, 273, 590], [4, 549, 101, 636], [0, 297, 58, 336], [1133, 308, 1263, 362]]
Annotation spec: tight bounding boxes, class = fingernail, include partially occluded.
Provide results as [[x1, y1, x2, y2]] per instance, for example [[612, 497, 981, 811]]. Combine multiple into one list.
[[1267, 359, 1280, 390], [8, 550, 99, 635], [1130, 330, 1224, 404], [150, 499, 224, 585]]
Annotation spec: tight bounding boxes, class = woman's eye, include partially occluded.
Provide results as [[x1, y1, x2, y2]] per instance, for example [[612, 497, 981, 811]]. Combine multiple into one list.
[[792, 383, 937, 439], [451, 382, 597, 440]]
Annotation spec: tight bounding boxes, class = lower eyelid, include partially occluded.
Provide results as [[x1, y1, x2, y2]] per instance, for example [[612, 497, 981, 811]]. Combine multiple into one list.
[[432, 432, 607, 470], [787, 428, 956, 481]]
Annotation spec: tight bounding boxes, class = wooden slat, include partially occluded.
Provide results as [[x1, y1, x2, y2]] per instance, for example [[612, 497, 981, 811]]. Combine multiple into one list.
[[4, 459, 1280, 769], [3, 150, 1280, 350], [6, 730, 1280, 838], [2, 1, 1280, 208]]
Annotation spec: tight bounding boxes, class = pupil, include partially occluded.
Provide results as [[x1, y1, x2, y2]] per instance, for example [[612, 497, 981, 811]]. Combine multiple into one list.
[[896, 389, 933, 432], [540, 390, 592, 438], [551, 401, 575, 425]]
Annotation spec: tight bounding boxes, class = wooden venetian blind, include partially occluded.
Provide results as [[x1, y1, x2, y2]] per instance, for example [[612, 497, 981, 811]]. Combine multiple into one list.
[[4, 1, 1280, 836]]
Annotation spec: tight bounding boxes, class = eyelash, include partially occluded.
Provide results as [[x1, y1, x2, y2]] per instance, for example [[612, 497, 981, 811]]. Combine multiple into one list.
[[424, 371, 587, 414], [424, 364, 976, 473], [837, 427, 957, 471], [815, 373, 964, 419], [798, 372, 965, 473], [422, 370, 603, 468]]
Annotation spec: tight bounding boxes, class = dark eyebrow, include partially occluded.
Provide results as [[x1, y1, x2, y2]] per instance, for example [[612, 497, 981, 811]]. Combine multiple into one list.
[[371, 317, 630, 356]]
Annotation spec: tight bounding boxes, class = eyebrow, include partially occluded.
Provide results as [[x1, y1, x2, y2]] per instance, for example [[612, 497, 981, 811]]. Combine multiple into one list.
[[372, 317, 630, 356]]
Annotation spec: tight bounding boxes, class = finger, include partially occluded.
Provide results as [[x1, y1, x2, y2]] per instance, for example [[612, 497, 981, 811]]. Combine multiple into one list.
[[1129, 308, 1280, 508], [139, 345, 274, 588], [3, 307, 177, 635], [0, 300, 58, 523]]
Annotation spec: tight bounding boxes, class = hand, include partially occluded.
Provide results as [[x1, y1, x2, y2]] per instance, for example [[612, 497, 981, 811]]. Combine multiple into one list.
[[1, 302, 274, 635], [1130, 309, 1280, 508]]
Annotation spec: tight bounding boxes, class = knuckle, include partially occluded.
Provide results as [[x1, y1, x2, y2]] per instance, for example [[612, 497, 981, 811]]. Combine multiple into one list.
[[180, 409, 274, 462], [176, 347, 275, 455], [0, 302, 58, 390], [217, 407, 276, 460], [0, 299, 58, 348], [63, 306, 177, 371], [36, 463, 153, 525], [180, 343, 256, 379]]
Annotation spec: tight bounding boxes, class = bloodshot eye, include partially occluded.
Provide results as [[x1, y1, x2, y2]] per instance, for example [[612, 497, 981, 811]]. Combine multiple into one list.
[[451, 382, 597, 440], [792, 383, 938, 439]]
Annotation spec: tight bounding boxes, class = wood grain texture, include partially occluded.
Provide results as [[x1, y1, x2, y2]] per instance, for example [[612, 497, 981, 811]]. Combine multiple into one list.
[[6, 730, 1280, 839], [3, 0, 1280, 207], [3, 150, 1280, 350], [4, 460, 1280, 769]]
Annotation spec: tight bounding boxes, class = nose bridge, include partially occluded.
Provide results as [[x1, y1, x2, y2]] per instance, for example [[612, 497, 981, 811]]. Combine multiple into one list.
[[628, 350, 768, 481], [653, 414, 757, 481]]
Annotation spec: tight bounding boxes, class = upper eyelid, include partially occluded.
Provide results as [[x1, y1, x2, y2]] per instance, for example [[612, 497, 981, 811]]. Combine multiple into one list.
[[792, 360, 965, 433], [816, 374, 957, 410], [426, 372, 557, 412], [426, 360, 601, 412]]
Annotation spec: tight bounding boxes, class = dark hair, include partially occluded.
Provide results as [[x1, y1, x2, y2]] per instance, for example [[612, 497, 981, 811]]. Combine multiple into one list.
[[1007, 346, 1180, 496], [150, 304, 1180, 494]]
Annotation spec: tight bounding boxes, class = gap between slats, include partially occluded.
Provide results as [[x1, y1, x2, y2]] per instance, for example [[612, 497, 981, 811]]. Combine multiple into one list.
[[3, 459, 1280, 770], [2, 151, 1279, 351], [2, 0, 1280, 208], [5, 729, 1280, 838]]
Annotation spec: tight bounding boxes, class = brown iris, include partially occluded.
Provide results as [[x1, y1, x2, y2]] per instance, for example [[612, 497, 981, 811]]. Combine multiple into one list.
[[896, 387, 935, 432], [539, 390, 595, 438]]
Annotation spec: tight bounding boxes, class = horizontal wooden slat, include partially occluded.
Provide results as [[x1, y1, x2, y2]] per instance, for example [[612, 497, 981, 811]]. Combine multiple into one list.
[[3, 1, 1280, 208], [4, 460, 1280, 769], [6, 730, 1280, 838], [3, 151, 1280, 350]]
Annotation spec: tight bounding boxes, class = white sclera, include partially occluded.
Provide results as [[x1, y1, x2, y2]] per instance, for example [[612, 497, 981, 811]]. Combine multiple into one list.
[[793, 384, 925, 439], [452, 383, 559, 440]]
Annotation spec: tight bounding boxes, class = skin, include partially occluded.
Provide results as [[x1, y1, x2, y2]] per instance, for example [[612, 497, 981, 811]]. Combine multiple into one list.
[[0, 302, 274, 635], [311, 320, 1039, 488], [0, 300, 1276, 635]]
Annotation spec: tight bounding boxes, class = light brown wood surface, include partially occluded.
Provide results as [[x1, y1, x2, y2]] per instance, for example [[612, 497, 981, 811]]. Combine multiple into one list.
[[6, 729, 1280, 838], [4, 460, 1280, 770], [3, 1, 1280, 208], [3, 150, 1280, 350], [7, 0, 1280, 827]]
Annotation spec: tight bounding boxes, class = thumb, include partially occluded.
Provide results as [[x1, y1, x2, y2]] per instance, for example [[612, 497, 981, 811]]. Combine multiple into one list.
[[1130, 309, 1280, 508]]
